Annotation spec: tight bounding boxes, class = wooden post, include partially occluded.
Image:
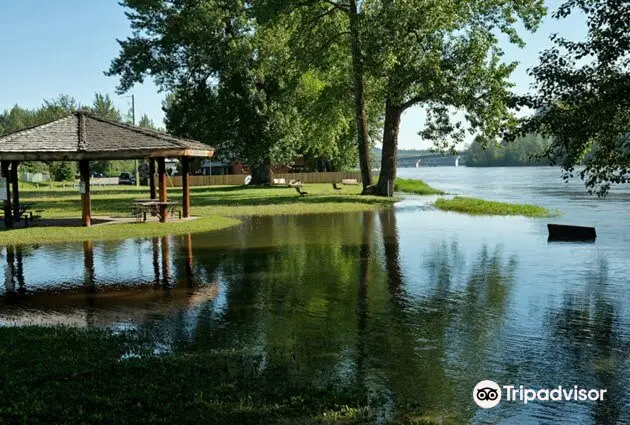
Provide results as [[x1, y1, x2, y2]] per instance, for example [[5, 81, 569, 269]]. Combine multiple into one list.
[[79, 160, 91, 227], [181, 157, 190, 218], [1, 161, 13, 229], [149, 158, 157, 200], [11, 161, 20, 220], [157, 157, 168, 222]]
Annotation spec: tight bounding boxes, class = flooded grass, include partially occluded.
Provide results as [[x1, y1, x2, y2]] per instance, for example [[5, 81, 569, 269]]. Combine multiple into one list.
[[0, 215, 241, 245], [1, 184, 397, 244], [0, 326, 417, 425], [393, 178, 445, 195], [17, 184, 397, 218], [435, 196, 555, 217]]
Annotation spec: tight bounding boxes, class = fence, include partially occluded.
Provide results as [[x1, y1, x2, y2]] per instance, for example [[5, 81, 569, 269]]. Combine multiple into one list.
[[166, 171, 364, 187], [20, 171, 50, 183]]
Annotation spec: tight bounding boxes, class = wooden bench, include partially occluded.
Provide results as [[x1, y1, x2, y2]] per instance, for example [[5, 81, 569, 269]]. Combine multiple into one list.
[[341, 179, 359, 185], [272, 178, 287, 186], [22, 210, 43, 227]]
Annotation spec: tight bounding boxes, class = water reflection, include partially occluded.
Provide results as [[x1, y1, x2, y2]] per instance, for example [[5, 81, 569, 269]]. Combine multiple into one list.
[[0, 235, 219, 328], [0, 211, 628, 424]]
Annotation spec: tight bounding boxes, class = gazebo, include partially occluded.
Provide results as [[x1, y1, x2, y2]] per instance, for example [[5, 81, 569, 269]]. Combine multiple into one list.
[[0, 110, 214, 228]]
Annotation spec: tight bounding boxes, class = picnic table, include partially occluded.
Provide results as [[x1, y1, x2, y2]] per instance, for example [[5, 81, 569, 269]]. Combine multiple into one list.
[[15, 203, 42, 226], [132, 201, 181, 222]]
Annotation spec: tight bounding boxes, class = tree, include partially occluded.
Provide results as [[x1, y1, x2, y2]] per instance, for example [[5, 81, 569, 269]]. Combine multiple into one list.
[[138, 113, 159, 131], [516, 0, 630, 196], [50, 162, 76, 181], [109, 0, 308, 184], [362, 0, 546, 195], [90, 93, 122, 121], [255, 0, 375, 190]]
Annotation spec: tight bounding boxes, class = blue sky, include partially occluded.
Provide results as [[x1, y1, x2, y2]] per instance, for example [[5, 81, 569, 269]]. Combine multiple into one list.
[[0, 1, 586, 149]]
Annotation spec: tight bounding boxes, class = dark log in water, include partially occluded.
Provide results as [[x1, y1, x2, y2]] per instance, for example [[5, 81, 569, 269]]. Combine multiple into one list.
[[547, 224, 596, 241]]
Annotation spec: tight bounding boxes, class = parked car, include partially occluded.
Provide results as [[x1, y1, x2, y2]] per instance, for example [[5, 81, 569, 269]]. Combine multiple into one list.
[[118, 172, 136, 185], [90, 171, 104, 178]]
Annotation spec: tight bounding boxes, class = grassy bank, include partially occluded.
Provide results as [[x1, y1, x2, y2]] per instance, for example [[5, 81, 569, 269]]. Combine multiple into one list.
[[393, 178, 444, 195], [1, 184, 398, 245], [0, 326, 449, 425], [435, 196, 555, 218]]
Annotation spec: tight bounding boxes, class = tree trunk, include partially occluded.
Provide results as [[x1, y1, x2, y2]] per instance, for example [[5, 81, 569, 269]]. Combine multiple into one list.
[[348, 0, 373, 192], [250, 163, 271, 185], [375, 99, 402, 197]]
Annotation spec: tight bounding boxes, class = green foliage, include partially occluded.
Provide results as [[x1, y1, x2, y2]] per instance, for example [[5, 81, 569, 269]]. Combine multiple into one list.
[[466, 133, 552, 166], [435, 196, 555, 218], [109, 1, 367, 182], [360, 0, 546, 150], [89, 93, 122, 121], [49, 162, 76, 182], [517, 1, 630, 196], [138, 113, 160, 131]]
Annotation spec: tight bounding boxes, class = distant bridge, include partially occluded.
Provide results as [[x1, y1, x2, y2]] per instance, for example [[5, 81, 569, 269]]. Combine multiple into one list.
[[398, 154, 464, 167]]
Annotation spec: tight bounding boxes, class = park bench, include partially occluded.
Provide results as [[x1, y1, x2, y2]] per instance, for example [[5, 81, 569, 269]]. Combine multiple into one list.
[[22, 210, 43, 227], [272, 178, 287, 186], [341, 179, 359, 185]]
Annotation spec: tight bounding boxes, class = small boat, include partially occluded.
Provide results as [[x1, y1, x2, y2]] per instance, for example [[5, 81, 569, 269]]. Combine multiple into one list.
[[547, 224, 596, 241]]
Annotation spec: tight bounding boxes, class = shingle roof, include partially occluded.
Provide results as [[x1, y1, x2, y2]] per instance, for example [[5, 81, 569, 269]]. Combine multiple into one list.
[[0, 111, 214, 161]]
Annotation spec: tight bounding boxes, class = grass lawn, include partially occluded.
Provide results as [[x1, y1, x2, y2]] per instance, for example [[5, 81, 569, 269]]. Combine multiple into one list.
[[0, 326, 449, 425], [0, 183, 398, 244], [434, 196, 557, 218]]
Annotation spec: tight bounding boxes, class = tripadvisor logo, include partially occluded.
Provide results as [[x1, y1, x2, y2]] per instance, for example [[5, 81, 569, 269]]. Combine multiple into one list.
[[473, 380, 501, 408], [473, 380, 607, 409]]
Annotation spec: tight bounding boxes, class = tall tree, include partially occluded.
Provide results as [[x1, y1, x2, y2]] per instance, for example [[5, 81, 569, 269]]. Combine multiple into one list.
[[365, 0, 546, 196], [254, 0, 374, 190], [90, 93, 122, 121], [138, 113, 159, 131], [109, 0, 309, 184], [517, 0, 630, 196]]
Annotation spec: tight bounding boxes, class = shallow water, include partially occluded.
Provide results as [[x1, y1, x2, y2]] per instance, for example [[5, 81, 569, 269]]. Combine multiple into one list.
[[2, 167, 630, 424]]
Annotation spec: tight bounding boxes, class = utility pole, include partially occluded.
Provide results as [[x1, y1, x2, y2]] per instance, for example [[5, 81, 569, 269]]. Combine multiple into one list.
[[131, 94, 139, 187]]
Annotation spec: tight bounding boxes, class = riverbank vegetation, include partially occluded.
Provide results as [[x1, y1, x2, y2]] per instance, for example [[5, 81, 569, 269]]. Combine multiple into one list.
[[435, 196, 555, 218], [466, 134, 552, 167], [515, 1, 630, 196], [392, 178, 444, 195], [0, 326, 449, 425]]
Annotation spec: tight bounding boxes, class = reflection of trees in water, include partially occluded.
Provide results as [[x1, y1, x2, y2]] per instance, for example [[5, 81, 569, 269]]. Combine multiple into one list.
[[2, 213, 523, 423], [369, 225, 518, 422], [138, 212, 520, 423], [543, 257, 629, 425]]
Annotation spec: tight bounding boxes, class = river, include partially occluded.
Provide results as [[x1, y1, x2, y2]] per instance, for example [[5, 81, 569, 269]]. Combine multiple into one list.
[[2, 166, 629, 424]]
